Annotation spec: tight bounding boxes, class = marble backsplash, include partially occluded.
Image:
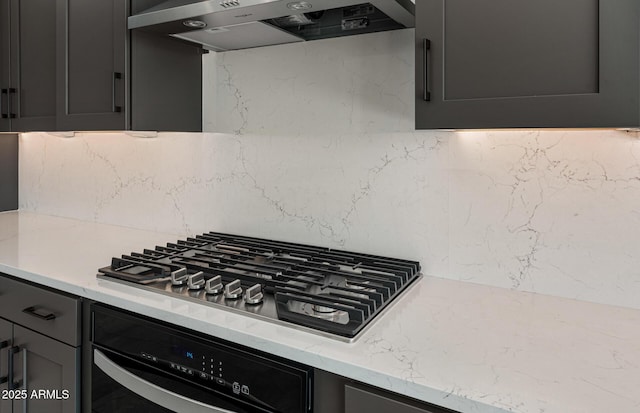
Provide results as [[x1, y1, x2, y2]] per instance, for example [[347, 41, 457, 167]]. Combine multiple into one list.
[[19, 29, 640, 309]]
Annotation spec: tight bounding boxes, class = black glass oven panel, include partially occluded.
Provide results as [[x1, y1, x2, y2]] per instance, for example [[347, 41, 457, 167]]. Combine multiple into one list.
[[92, 348, 261, 412], [92, 305, 312, 413]]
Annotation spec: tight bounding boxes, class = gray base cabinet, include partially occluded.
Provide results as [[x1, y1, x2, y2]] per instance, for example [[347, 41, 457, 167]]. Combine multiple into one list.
[[314, 370, 459, 413], [0, 274, 81, 413], [345, 383, 457, 413], [10, 326, 79, 413], [416, 0, 640, 129], [0, 319, 11, 413]]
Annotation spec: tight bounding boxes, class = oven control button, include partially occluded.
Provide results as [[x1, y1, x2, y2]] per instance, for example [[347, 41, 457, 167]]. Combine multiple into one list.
[[187, 271, 205, 290], [179, 366, 193, 376], [241, 385, 250, 396], [244, 284, 264, 305], [198, 371, 208, 380], [232, 382, 241, 394], [215, 378, 225, 386], [224, 280, 243, 300], [171, 268, 188, 286], [205, 275, 224, 295]]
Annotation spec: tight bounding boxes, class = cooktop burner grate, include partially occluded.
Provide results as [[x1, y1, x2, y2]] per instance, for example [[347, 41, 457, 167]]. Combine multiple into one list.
[[98, 232, 421, 341]]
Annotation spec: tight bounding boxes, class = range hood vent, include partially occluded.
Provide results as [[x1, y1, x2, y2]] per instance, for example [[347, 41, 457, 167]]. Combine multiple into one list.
[[129, 0, 414, 51]]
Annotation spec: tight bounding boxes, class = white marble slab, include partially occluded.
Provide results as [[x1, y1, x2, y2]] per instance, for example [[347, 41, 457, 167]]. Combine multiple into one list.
[[1, 212, 640, 413], [18, 129, 640, 312]]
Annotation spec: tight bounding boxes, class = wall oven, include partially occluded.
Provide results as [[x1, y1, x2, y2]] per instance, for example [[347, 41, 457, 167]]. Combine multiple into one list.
[[90, 304, 313, 413]]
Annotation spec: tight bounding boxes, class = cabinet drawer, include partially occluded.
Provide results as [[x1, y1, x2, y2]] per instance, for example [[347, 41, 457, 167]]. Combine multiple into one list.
[[0, 275, 81, 346], [345, 383, 456, 413]]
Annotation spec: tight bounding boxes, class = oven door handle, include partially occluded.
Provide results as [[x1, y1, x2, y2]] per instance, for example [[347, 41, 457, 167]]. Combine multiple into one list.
[[93, 349, 238, 413]]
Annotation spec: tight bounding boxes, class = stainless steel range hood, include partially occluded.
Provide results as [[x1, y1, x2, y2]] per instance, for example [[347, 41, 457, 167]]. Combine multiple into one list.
[[129, 0, 414, 51]]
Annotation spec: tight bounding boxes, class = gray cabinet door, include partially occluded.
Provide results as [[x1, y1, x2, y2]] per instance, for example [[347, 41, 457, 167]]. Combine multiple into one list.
[[55, 0, 127, 131], [0, 319, 12, 413], [8, 0, 57, 132], [11, 325, 79, 413], [0, 1, 10, 132], [415, 0, 640, 129]]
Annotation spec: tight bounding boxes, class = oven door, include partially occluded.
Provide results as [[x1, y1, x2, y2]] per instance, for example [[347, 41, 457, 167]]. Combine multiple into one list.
[[92, 348, 268, 413]]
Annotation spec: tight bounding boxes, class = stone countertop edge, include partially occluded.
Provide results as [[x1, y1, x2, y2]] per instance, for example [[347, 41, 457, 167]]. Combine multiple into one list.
[[0, 211, 639, 413]]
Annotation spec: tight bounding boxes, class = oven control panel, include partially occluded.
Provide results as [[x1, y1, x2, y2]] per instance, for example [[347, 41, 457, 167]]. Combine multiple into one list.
[[139, 349, 253, 397], [92, 304, 312, 413]]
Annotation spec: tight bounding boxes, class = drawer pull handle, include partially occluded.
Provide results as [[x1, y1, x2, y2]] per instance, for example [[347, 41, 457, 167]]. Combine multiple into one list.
[[22, 306, 56, 321]]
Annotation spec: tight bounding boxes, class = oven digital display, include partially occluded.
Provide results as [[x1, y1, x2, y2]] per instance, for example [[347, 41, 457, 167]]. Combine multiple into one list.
[[171, 344, 195, 360]]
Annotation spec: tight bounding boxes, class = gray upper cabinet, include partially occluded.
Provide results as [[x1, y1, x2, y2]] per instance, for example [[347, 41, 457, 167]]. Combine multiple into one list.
[[130, 30, 203, 132], [0, 0, 57, 132], [0, 1, 9, 132], [2, 0, 202, 132], [56, 0, 203, 132], [415, 0, 640, 129], [129, 0, 202, 132], [55, 0, 127, 131]]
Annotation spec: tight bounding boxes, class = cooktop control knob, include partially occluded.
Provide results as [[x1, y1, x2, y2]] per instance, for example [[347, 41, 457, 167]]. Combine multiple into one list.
[[244, 284, 264, 305], [171, 268, 188, 286], [187, 271, 205, 290], [224, 279, 243, 300], [205, 275, 224, 295]]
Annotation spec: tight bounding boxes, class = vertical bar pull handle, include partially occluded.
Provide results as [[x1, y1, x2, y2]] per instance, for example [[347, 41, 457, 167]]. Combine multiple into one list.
[[112, 72, 122, 113], [423, 39, 431, 101], [8, 88, 16, 118], [0, 340, 8, 385], [8, 346, 21, 390], [22, 349, 27, 413], [1, 89, 8, 119]]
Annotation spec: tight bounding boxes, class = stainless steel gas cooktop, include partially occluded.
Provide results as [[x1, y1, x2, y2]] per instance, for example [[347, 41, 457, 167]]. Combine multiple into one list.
[[98, 232, 420, 342]]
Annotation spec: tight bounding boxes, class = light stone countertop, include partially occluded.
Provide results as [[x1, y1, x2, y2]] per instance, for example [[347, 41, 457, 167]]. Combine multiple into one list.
[[0, 211, 638, 413]]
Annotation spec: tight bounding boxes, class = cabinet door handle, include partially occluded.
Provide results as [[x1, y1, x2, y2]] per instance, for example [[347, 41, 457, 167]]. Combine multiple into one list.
[[21, 349, 27, 413], [1, 89, 8, 119], [423, 38, 431, 101], [22, 306, 56, 321], [0, 340, 8, 385], [8, 346, 22, 390], [112, 72, 123, 113], [8, 88, 16, 118]]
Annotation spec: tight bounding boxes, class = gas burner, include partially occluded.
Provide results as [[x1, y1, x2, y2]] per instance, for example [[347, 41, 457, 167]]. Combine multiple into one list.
[[98, 231, 421, 341], [296, 302, 349, 325], [312, 304, 338, 314]]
